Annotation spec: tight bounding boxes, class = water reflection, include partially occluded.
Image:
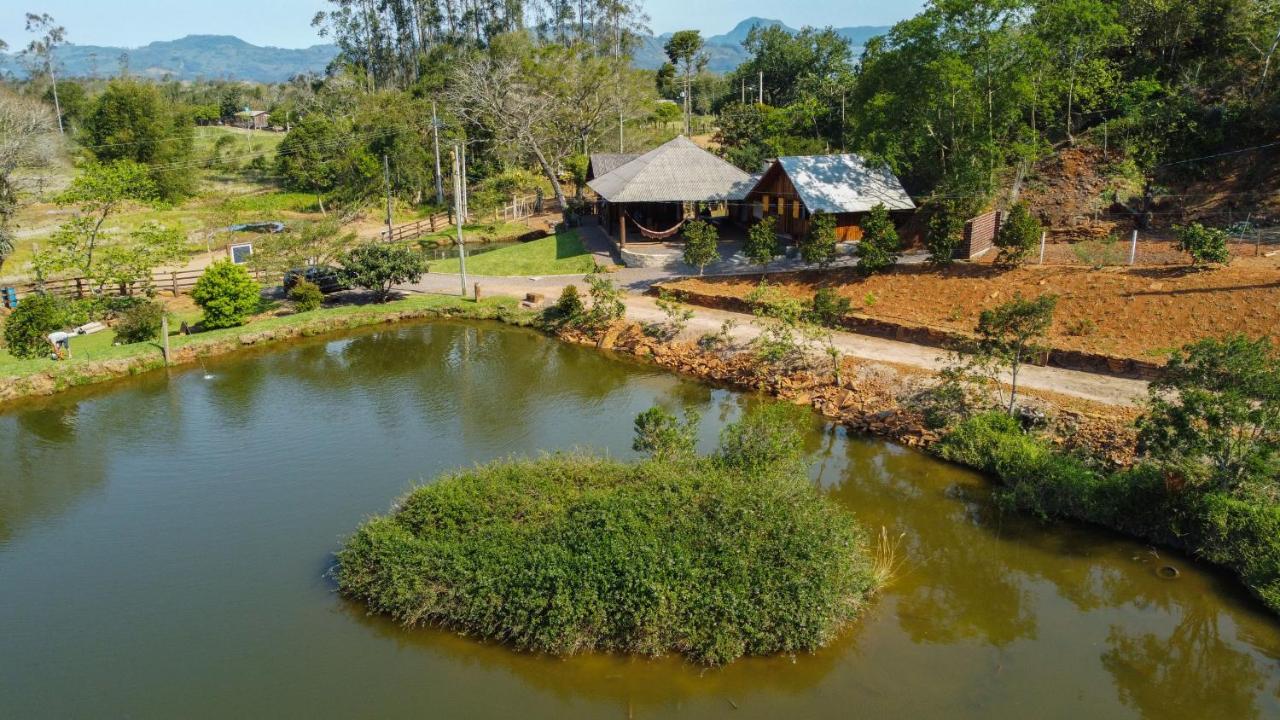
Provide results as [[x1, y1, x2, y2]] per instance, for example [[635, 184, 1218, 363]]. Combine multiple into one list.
[[2, 320, 1279, 719]]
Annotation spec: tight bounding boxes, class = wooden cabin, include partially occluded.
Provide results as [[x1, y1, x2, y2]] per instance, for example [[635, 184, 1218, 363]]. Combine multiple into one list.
[[747, 155, 915, 240]]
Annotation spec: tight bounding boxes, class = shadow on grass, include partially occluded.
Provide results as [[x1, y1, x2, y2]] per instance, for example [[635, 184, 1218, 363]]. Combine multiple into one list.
[[555, 230, 585, 260]]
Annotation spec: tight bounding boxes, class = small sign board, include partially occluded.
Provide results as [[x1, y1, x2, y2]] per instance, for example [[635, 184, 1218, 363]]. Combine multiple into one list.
[[229, 242, 254, 265]]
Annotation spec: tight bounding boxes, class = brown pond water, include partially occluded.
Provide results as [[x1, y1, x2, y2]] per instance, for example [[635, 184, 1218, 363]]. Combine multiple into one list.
[[1, 320, 1278, 719]]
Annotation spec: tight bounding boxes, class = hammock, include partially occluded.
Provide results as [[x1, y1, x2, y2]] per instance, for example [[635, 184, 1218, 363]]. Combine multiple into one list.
[[626, 213, 686, 241]]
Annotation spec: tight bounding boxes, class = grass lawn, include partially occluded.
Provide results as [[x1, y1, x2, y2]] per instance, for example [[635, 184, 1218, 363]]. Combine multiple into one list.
[[0, 294, 520, 380], [428, 231, 596, 276], [415, 220, 533, 247]]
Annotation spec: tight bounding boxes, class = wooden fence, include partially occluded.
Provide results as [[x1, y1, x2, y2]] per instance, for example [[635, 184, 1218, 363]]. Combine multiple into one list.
[[379, 193, 563, 243], [3, 266, 280, 304]]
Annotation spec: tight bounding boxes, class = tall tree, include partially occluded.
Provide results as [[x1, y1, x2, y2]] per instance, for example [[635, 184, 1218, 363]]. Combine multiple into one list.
[[22, 13, 67, 135], [663, 30, 707, 135], [82, 79, 196, 200]]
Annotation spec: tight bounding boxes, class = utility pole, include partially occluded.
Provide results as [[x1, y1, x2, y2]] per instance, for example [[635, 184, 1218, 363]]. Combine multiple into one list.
[[460, 144, 469, 221], [758, 70, 764, 105], [741, 77, 745, 104], [49, 64, 64, 135], [431, 101, 444, 206], [452, 146, 469, 298], [382, 154, 394, 240], [840, 91, 846, 153]]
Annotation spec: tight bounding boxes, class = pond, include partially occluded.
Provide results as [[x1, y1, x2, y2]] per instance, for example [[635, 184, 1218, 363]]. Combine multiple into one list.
[[1, 321, 1278, 719]]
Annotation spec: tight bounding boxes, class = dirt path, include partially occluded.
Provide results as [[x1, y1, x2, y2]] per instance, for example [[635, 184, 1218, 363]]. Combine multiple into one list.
[[398, 274, 1149, 407]]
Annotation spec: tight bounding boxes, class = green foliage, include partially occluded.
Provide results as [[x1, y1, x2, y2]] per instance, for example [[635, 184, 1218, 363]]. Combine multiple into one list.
[[578, 273, 626, 332], [855, 203, 900, 274], [1175, 223, 1231, 266], [250, 219, 353, 277], [745, 216, 780, 273], [995, 202, 1042, 267], [747, 282, 808, 367], [800, 210, 839, 269], [936, 411, 1280, 614], [1137, 336, 1280, 497], [339, 245, 428, 303], [191, 261, 261, 329], [81, 79, 195, 200], [337, 407, 875, 665], [632, 406, 700, 460], [716, 402, 808, 480], [275, 113, 340, 209], [806, 287, 851, 328], [287, 279, 324, 313], [651, 290, 693, 340], [2, 292, 70, 359], [552, 284, 585, 321], [975, 294, 1059, 414], [112, 300, 165, 345], [681, 219, 720, 275], [924, 202, 966, 266]]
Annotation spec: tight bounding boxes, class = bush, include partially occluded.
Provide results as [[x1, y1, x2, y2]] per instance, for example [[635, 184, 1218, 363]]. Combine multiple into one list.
[[552, 284, 585, 321], [800, 210, 839, 269], [339, 244, 428, 303], [855, 203, 900, 274], [924, 203, 965, 265], [2, 292, 71, 359], [191, 261, 261, 329], [744, 216, 780, 273], [806, 287, 851, 328], [337, 407, 877, 665], [287, 279, 324, 312], [112, 300, 165, 345], [577, 273, 625, 332], [681, 219, 720, 275], [1175, 222, 1230, 266], [995, 202, 1041, 267]]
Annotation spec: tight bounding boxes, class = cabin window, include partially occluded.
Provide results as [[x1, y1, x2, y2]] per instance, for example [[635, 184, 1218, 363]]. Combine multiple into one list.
[[793, 201, 801, 219], [761, 195, 770, 213], [778, 198, 787, 216]]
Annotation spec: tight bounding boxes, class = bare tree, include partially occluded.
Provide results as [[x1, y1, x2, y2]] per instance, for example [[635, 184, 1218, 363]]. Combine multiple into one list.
[[0, 89, 57, 270], [448, 42, 570, 208]]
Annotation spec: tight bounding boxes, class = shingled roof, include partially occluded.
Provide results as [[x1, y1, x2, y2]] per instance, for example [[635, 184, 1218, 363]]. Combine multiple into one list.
[[773, 155, 915, 213], [588, 136, 754, 203], [587, 153, 639, 181]]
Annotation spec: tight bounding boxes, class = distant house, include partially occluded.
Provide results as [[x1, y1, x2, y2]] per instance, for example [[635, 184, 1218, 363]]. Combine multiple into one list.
[[747, 155, 915, 240], [234, 109, 270, 130]]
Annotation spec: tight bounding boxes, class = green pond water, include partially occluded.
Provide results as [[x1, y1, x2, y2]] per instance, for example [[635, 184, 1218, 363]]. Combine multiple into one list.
[[2, 320, 1279, 719]]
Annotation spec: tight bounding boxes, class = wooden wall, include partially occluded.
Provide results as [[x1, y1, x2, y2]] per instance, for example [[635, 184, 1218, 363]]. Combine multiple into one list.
[[747, 163, 870, 241]]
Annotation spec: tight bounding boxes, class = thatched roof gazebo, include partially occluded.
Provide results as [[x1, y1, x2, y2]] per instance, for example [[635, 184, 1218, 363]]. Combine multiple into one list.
[[588, 136, 754, 246]]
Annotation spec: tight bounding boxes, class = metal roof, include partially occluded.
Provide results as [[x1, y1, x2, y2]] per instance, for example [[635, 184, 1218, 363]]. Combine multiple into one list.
[[773, 155, 916, 213], [587, 136, 754, 203], [588, 153, 639, 180]]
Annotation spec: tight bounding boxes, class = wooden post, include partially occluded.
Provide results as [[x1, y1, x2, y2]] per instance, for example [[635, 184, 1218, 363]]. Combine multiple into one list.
[[619, 210, 627, 247], [171, 271, 179, 297], [474, 282, 482, 301], [161, 315, 170, 365], [1128, 229, 1138, 266], [1038, 231, 1046, 265], [75, 277, 83, 299]]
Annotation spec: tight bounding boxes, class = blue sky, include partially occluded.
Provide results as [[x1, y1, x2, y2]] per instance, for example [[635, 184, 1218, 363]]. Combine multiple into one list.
[[1, 1, 924, 49]]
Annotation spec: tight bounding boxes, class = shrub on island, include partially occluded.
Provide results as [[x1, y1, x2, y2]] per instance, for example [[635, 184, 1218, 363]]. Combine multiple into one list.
[[336, 404, 879, 665]]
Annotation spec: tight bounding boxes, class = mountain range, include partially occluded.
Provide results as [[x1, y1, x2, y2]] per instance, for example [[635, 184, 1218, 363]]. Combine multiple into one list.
[[0, 18, 889, 83]]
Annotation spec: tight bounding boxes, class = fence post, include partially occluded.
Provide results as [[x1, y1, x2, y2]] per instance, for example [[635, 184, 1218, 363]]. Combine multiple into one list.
[[171, 271, 179, 297], [1128, 229, 1138, 266], [1039, 231, 1046, 265], [75, 277, 84, 299], [161, 315, 170, 366]]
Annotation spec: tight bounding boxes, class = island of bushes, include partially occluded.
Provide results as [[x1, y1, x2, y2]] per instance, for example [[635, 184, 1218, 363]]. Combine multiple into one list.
[[337, 404, 882, 665]]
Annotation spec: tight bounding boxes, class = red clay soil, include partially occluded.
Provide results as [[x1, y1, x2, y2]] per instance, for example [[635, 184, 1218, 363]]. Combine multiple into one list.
[[663, 258, 1280, 363]]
